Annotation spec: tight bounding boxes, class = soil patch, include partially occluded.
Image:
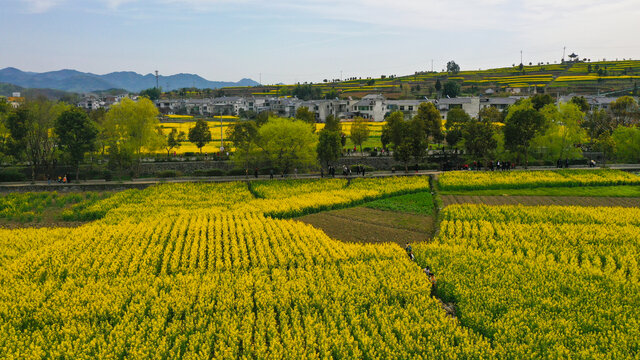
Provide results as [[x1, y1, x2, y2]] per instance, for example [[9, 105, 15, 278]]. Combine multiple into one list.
[[0, 220, 85, 229], [441, 195, 640, 208], [297, 207, 433, 246]]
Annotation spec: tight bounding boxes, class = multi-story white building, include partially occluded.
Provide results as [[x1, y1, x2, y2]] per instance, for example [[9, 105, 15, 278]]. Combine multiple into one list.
[[151, 94, 637, 123], [350, 94, 387, 121]]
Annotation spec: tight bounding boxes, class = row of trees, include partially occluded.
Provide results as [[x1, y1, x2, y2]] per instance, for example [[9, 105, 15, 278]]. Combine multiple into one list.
[[1, 93, 639, 181], [429, 94, 640, 168], [228, 106, 373, 175], [0, 97, 230, 181], [227, 116, 317, 175]]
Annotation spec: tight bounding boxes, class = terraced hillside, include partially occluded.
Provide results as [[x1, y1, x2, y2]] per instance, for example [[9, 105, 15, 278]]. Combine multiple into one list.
[[214, 60, 640, 99]]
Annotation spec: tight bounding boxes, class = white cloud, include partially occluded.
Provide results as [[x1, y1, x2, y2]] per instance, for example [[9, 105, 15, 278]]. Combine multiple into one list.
[[22, 0, 65, 13], [102, 0, 138, 10]]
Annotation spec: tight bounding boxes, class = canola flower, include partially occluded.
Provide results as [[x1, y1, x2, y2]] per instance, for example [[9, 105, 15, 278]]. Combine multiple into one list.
[[3, 175, 638, 359], [414, 204, 640, 359], [438, 169, 640, 191], [0, 176, 499, 359]]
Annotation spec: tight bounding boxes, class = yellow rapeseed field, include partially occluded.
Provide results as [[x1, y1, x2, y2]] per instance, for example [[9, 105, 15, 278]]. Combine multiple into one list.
[[1, 177, 498, 359], [2, 174, 639, 358], [438, 169, 640, 191], [415, 204, 640, 358]]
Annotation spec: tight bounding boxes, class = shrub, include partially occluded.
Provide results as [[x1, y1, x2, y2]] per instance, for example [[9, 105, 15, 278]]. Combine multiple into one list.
[[193, 169, 226, 177], [227, 168, 247, 176], [0, 169, 27, 182], [156, 170, 183, 178]]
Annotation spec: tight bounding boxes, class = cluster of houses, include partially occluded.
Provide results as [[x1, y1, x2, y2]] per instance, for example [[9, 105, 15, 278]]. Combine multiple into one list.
[[77, 94, 133, 110], [154, 95, 515, 122], [72, 93, 634, 123]]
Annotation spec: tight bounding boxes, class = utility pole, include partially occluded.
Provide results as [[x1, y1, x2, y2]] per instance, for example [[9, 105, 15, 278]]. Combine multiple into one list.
[[155, 70, 159, 89], [562, 46, 566, 63], [520, 50, 523, 65]]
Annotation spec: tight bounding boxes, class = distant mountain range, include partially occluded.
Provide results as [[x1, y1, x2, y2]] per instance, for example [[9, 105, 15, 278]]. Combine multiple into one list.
[[0, 67, 260, 93]]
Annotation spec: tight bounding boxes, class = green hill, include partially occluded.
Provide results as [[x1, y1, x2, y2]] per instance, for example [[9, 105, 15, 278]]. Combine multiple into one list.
[[217, 60, 640, 99]]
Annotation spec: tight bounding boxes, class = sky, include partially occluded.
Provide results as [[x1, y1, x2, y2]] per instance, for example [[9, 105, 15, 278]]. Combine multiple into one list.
[[1, 0, 639, 85]]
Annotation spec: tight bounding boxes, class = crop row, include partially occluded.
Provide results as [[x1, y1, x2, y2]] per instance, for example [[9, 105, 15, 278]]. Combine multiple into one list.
[[0, 177, 501, 359], [415, 204, 640, 358], [437, 169, 640, 191]]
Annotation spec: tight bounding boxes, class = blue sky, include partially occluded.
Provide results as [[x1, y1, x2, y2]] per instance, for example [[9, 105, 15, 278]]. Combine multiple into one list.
[[2, 0, 639, 85]]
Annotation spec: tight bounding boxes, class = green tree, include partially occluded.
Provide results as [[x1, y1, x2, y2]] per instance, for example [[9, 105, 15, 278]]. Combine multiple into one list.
[[435, 79, 442, 93], [570, 96, 590, 113], [594, 132, 615, 166], [188, 118, 212, 153], [479, 106, 504, 123], [256, 111, 275, 126], [531, 94, 554, 111], [256, 117, 318, 175], [382, 111, 412, 172], [612, 126, 640, 163], [316, 130, 342, 168], [416, 102, 443, 142], [6, 99, 68, 181], [295, 106, 316, 124], [446, 61, 460, 74], [139, 87, 162, 101], [89, 108, 108, 158], [227, 120, 259, 173], [291, 84, 323, 100], [583, 108, 614, 139], [55, 107, 98, 181], [610, 96, 640, 126], [533, 103, 587, 161], [324, 88, 339, 99], [162, 128, 186, 157], [394, 142, 413, 172], [442, 81, 460, 98], [503, 108, 547, 167], [408, 115, 428, 167], [324, 114, 342, 133], [349, 117, 370, 153], [445, 108, 471, 148], [463, 120, 498, 161], [0, 100, 11, 163], [238, 109, 257, 120], [104, 98, 164, 173]]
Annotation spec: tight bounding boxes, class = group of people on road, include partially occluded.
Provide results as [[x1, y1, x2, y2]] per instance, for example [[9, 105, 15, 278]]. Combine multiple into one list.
[[47, 174, 68, 185], [405, 243, 437, 296], [490, 160, 515, 171], [556, 159, 570, 168]]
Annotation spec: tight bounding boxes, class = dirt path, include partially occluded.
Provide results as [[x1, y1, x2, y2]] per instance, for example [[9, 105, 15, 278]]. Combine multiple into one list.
[[298, 207, 433, 246], [441, 195, 640, 207]]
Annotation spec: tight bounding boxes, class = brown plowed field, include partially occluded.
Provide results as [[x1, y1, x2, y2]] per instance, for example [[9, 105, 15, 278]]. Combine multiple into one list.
[[297, 207, 433, 245], [441, 195, 640, 207]]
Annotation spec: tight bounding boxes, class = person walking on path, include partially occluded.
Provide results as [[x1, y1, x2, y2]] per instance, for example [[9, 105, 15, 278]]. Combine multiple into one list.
[[269, 169, 274, 180], [429, 273, 437, 296], [405, 243, 414, 261]]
